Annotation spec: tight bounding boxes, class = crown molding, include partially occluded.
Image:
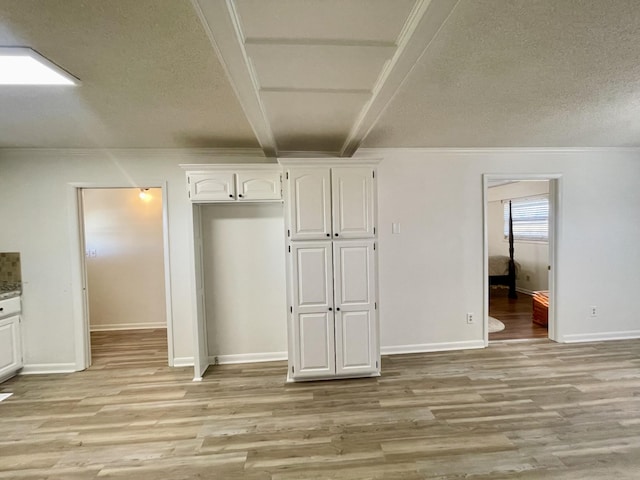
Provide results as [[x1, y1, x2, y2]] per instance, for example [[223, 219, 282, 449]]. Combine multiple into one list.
[[0, 147, 272, 162], [356, 146, 640, 155], [278, 157, 381, 166], [180, 163, 281, 171]]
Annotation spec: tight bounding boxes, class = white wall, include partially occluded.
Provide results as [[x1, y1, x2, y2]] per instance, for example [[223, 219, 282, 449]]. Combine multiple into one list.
[[83, 188, 166, 330], [200, 203, 287, 362], [1, 148, 639, 370], [0, 149, 271, 371], [360, 148, 640, 349], [488, 181, 549, 292]]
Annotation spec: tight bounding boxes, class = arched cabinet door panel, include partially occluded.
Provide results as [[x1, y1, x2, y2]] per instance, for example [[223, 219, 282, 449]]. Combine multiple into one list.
[[331, 168, 375, 239], [189, 173, 236, 201], [184, 166, 282, 203], [237, 171, 282, 201], [287, 168, 332, 240]]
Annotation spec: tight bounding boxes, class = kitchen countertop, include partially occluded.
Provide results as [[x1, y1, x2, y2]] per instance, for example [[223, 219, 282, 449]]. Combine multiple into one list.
[[0, 290, 20, 300], [0, 282, 21, 300]]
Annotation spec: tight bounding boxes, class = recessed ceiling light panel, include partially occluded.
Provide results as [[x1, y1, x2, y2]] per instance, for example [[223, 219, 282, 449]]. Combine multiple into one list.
[[0, 47, 79, 86]]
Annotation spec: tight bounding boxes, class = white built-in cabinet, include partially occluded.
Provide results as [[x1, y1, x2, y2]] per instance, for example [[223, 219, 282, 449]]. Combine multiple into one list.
[[287, 167, 375, 240], [281, 160, 380, 381], [0, 296, 23, 382], [185, 165, 282, 202], [182, 163, 284, 380], [181, 160, 379, 383]]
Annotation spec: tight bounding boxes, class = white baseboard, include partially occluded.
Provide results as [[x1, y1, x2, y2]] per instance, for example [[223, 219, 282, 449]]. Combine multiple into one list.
[[516, 287, 536, 296], [381, 340, 485, 356], [20, 363, 78, 375], [561, 330, 640, 343], [210, 352, 287, 365], [172, 357, 194, 367], [90, 323, 166, 332]]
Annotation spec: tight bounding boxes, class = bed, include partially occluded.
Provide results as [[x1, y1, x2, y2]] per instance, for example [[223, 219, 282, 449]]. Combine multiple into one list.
[[489, 200, 519, 299]]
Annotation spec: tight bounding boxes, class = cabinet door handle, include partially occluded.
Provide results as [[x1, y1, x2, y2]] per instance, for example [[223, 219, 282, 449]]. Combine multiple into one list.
[[336, 307, 340, 311], [228, 194, 234, 198], [238, 194, 244, 198], [328, 307, 332, 311], [334, 233, 339, 237], [326, 233, 330, 237]]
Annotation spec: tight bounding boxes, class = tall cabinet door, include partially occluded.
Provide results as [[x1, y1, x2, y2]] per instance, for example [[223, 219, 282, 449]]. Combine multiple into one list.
[[331, 167, 375, 239], [288, 168, 332, 240], [290, 242, 335, 379], [333, 240, 378, 376]]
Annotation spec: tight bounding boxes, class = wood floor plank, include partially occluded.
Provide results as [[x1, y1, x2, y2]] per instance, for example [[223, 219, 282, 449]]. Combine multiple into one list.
[[1, 329, 640, 478]]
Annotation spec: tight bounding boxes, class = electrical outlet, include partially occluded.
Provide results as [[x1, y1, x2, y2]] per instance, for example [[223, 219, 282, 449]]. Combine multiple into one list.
[[466, 313, 474, 324], [590, 306, 597, 317]]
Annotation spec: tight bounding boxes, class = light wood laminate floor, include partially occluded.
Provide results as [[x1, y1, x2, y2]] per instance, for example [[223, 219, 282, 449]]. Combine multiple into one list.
[[2, 330, 640, 479]]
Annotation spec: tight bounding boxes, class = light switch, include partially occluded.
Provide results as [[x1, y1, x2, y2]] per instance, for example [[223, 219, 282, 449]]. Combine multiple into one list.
[[392, 222, 401, 234]]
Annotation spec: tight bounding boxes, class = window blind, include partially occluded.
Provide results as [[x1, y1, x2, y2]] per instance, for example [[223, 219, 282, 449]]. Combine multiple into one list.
[[503, 196, 549, 242]]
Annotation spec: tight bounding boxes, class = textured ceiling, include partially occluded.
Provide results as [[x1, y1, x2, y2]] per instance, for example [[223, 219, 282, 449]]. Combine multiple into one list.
[[0, 0, 259, 149], [363, 0, 640, 148], [1, 0, 640, 152]]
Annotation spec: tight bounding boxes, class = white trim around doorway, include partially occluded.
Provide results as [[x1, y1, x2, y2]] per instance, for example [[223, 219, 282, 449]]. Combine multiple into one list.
[[482, 174, 562, 345], [68, 182, 174, 371]]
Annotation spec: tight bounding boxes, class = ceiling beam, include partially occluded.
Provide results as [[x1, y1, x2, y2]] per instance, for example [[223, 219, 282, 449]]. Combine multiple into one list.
[[191, 0, 277, 157], [340, 0, 461, 157]]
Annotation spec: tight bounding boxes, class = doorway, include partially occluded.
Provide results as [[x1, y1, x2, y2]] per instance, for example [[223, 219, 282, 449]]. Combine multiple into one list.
[[78, 187, 172, 368], [483, 175, 560, 343]]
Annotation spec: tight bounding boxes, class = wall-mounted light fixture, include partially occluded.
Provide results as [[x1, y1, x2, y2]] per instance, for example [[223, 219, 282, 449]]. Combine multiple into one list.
[[139, 188, 151, 202]]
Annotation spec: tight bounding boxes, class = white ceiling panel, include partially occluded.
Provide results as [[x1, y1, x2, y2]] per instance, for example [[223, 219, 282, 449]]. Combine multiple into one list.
[[245, 43, 395, 91], [234, 0, 418, 43], [3, 0, 640, 154], [261, 91, 370, 152], [0, 0, 260, 149]]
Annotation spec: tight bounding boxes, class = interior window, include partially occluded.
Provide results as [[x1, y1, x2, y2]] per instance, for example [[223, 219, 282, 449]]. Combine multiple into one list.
[[503, 196, 549, 242]]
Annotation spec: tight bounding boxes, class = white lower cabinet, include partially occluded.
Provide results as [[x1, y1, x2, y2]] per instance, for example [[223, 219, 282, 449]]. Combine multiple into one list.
[[333, 240, 377, 376], [0, 297, 22, 382], [288, 240, 378, 381]]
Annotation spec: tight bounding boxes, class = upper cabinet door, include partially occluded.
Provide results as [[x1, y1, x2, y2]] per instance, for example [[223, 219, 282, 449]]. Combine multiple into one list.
[[237, 171, 281, 201], [331, 167, 375, 239], [288, 168, 332, 240], [188, 173, 236, 201]]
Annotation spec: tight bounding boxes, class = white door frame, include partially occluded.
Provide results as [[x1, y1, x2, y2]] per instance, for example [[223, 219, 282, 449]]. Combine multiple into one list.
[[188, 203, 209, 381], [482, 174, 562, 345], [68, 182, 174, 370]]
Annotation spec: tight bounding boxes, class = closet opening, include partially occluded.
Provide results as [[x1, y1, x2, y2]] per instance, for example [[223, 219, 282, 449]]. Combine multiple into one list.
[[196, 202, 287, 374]]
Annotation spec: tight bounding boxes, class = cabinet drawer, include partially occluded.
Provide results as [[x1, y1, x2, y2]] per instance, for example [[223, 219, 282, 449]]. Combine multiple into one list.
[[0, 296, 21, 319]]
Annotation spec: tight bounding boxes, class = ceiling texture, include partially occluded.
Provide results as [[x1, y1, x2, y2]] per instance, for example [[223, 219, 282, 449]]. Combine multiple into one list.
[[1, 0, 640, 155]]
